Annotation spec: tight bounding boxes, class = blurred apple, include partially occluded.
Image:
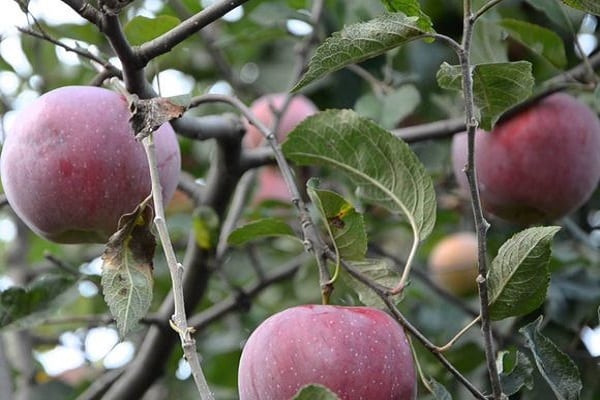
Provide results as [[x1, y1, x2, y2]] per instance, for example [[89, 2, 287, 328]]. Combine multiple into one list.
[[428, 232, 479, 296]]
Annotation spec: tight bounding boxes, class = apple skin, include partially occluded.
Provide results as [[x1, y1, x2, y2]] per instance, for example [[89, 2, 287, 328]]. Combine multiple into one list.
[[428, 232, 479, 297], [243, 93, 318, 148], [452, 93, 600, 225], [0, 86, 181, 244], [238, 304, 417, 400]]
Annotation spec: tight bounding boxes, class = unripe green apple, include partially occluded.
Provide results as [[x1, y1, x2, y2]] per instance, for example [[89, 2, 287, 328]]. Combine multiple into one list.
[[238, 304, 417, 400], [0, 86, 181, 244], [428, 232, 479, 296], [452, 93, 600, 225]]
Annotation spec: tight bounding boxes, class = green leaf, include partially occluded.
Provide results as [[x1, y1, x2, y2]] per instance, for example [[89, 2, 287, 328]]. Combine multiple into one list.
[[379, 0, 434, 32], [227, 218, 297, 246], [354, 85, 421, 129], [101, 203, 155, 338], [471, 18, 508, 64], [293, 13, 427, 91], [561, 0, 600, 15], [520, 316, 583, 399], [292, 384, 340, 400], [343, 259, 401, 308], [0, 274, 77, 330], [488, 226, 560, 320], [124, 15, 181, 46], [428, 378, 453, 399], [499, 19, 567, 68], [436, 61, 534, 130], [499, 350, 534, 396], [283, 109, 436, 241], [306, 178, 367, 261], [525, 0, 578, 29]]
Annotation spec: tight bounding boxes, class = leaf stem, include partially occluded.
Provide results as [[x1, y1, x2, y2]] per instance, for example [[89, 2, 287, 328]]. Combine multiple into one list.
[[142, 134, 214, 400]]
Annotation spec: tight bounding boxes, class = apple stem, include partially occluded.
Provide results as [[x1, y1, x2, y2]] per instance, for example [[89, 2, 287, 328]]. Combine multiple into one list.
[[142, 133, 215, 400], [435, 315, 482, 353]]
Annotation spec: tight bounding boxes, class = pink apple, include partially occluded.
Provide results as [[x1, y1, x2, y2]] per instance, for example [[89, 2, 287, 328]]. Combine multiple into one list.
[[452, 93, 600, 225], [0, 86, 181, 243], [253, 167, 291, 203], [238, 305, 416, 400], [244, 93, 317, 204], [243, 93, 318, 148]]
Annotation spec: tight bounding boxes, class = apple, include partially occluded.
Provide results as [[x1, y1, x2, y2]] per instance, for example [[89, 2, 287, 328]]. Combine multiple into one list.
[[0, 86, 181, 244], [243, 93, 318, 148], [252, 167, 291, 204], [238, 304, 416, 400], [244, 93, 318, 203], [428, 232, 479, 296], [452, 93, 600, 225]]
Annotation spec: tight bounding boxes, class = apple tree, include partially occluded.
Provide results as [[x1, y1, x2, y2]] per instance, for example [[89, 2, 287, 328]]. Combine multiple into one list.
[[0, 0, 599, 399]]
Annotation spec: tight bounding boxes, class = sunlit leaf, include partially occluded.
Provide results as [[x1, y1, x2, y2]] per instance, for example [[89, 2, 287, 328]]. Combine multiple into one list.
[[293, 13, 427, 91], [520, 316, 582, 399], [306, 178, 367, 261], [283, 109, 436, 241], [227, 218, 297, 246], [488, 226, 560, 320], [437, 61, 534, 130], [499, 19, 566, 68], [101, 202, 155, 338]]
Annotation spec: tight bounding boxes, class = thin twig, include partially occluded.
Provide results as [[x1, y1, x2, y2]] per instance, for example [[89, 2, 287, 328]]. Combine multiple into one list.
[[459, 1, 503, 398], [142, 134, 214, 400]]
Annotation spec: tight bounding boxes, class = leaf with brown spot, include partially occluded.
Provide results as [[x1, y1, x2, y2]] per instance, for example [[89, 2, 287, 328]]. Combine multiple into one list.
[[101, 200, 156, 338]]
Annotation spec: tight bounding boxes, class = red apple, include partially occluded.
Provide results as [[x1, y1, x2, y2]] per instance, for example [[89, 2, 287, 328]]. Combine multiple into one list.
[[452, 93, 600, 225], [238, 305, 416, 400], [428, 232, 479, 296], [0, 86, 181, 244], [243, 93, 318, 148]]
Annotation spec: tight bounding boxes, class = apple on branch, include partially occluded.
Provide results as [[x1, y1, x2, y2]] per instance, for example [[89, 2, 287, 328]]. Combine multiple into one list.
[[238, 304, 417, 400], [0, 86, 181, 244], [452, 93, 600, 225]]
